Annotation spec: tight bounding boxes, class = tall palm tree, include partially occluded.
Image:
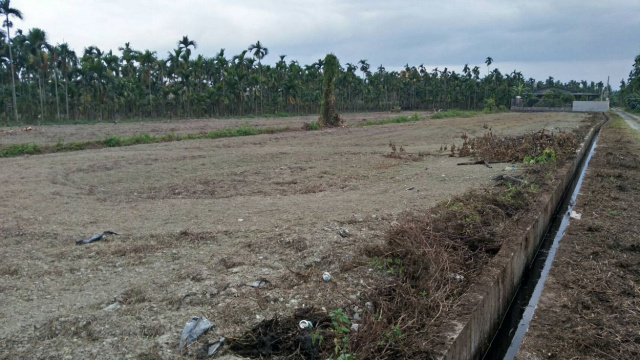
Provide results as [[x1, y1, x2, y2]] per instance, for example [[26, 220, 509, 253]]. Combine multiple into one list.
[[48, 45, 60, 119], [56, 42, 76, 120], [177, 35, 196, 59], [1, 0, 23, 121], [485, 56, 493, 75], [485, 57, 493, 100], [248, 41, 268, 67], [26, 28, 49, 121], [248, 41, 268, 113], [358, 60, 370, 110], [138, 49, 157, 109]]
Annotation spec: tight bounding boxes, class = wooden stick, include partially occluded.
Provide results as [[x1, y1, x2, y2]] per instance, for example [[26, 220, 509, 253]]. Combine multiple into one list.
[[494, 174, 527, 184], [457, 159, 501, 166]]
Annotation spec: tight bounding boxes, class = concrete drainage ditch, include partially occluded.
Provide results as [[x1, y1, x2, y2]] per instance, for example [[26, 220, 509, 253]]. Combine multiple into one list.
[[439, 114, 607, 360], [483, 118, 603, 359]]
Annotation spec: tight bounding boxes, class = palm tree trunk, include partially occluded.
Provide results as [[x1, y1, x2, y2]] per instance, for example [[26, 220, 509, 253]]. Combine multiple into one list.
[[54, 70, 60, 120], [65, 77, 70, 120], [38, 73, 45, 123], [6, 16, 18, 122]]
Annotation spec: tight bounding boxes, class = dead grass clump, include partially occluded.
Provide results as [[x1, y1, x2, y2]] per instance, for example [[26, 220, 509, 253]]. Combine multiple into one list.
[[139, 321, 166, 338], [177, 268, 208, 282], [109, 242, 158, 257], [451, 129, 579, 163], [298, 183, 326, 194], [604, 150, 638, 169], [217, 256, 245, 270], [119, 286, 149, 305], [385, 141, 424, 161], [40, 315, 99, 341], [176, 229, 217, 243], [352, 183, 538, 358], [0, 264, 20, 276]]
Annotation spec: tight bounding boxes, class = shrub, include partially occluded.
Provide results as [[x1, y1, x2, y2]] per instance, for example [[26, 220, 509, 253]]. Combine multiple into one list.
[[303, 121, 322, 130], [524, 148, 556, 164], [432, 110, 480, 119], [483, 98, 497, 113], [103, 135, 123, 147], [0, 143, 41, 157]]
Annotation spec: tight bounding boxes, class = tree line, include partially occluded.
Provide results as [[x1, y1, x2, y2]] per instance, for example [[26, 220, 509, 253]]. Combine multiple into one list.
[[617, 54, 640, 110], [0, 1, 611, 123]]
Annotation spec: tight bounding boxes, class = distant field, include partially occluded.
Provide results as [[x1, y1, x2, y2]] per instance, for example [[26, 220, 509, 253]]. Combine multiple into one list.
[[0, 111, 431, 146]]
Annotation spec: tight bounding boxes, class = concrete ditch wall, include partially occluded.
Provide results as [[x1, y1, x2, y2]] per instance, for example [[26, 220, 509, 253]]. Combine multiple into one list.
[[572, 101, 609, 112], [438, 116, 606, 360]]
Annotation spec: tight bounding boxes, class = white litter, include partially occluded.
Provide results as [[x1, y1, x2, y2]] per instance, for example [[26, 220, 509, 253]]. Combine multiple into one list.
[[299, 320, 313, 329]]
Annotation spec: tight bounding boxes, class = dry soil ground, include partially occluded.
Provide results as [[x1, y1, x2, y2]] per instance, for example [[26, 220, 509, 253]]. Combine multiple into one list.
[[517, 113, 640, 359], [0, 111, 588, 359]]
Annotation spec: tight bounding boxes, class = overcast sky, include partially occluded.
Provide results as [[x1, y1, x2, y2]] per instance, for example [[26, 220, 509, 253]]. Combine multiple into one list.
[[15, 0, 640, 89]]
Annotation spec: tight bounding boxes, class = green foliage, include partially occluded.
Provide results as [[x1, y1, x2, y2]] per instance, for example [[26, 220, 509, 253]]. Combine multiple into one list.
[[0, 126, 290, 158], [432, 110, 481, 119], [381, 326, 404, 345], [523, 148, 556, 164], [126, 132, 156, 144], [370, 257, 404, 275], [304, 121, 322, 130], [358, 113, 421, 126], [310, 330, 324, 347], [328, 309, 354, 360], [319, 53, 341, 127], [618, 54, 640, 110], [207, 125, 261, 138], [0, 16, 616, 124], [0, 143, 40, 157], [482, 97, 497, 113], [535, 90, 574, 107], [54, 140, 88, 151], [103, 135, 123, 147]]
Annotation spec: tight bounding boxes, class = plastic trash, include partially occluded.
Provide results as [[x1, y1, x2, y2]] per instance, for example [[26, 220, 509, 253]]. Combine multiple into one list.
[[449, 273, 465, 281], [322, 271, 331, 282], [207, 337, 225, 357], [179, 316, 214, 349], [350, 323, 360, 332], [76, 231, 120, 245], [570, 211, 582, 220], [247, 279, 268, 288], [338, 229, 350, 238], [299, 320, 313, 329], [102, 302, 121, 311], [505, 165, 516, 171]]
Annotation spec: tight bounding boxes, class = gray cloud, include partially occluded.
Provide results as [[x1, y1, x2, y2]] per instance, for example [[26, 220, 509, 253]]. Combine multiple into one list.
[[17, 0, 640, 88]]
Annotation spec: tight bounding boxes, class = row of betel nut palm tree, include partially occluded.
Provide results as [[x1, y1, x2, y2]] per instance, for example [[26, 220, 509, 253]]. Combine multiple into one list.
[[0, 1, 607, 123]]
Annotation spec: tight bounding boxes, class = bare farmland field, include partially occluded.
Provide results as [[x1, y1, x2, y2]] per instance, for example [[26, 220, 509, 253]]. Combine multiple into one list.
[[0, 112, 589, 359], [0, 111, 432, 146]]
